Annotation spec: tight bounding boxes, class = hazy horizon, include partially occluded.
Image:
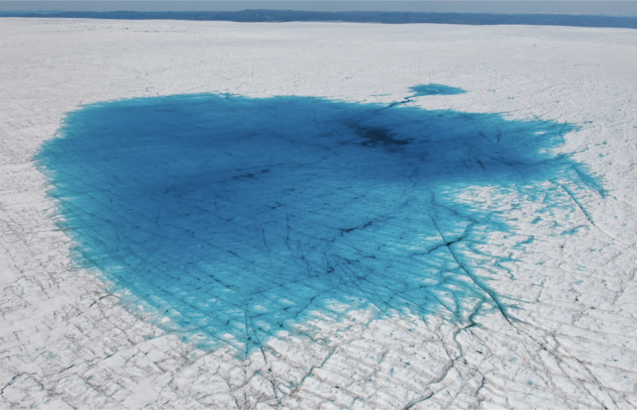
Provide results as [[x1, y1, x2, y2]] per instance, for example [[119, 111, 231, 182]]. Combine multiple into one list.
[[2, 1, 637, 16]]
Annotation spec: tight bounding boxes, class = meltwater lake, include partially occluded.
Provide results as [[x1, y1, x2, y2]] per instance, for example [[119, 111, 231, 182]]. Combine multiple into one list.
[[37, 85, 597, 355]]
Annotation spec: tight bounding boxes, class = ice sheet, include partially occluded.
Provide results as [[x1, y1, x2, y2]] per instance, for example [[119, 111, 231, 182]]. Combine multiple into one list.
[[2, 18, 637, 409]]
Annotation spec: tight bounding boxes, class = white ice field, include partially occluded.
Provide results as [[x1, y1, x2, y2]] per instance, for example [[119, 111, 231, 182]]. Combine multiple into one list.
[[2, 18, 637, 409]]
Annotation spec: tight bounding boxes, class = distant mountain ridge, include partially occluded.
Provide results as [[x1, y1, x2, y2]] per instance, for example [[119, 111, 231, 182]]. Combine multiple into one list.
[[0, 10, 64, 15], [3, 9, 637, 28]]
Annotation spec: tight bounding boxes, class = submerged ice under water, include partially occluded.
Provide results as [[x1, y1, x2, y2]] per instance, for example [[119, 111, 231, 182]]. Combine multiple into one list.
[[38, 86, 597, 354]]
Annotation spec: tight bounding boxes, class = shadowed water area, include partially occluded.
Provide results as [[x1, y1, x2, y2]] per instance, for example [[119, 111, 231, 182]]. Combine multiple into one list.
[[37, 86, 596, 355]]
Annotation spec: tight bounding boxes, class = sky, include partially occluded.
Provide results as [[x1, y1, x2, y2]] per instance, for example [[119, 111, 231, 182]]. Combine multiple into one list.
[[1, 1, 637, 16]]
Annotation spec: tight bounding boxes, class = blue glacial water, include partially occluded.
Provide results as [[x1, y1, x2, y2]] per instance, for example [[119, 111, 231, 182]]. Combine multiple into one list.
[[408, 84, 466, 97], [37, 87, 596, 355]]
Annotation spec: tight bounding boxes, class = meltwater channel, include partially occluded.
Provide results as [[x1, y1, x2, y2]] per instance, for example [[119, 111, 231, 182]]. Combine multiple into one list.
[[37, 85, 598, 355]]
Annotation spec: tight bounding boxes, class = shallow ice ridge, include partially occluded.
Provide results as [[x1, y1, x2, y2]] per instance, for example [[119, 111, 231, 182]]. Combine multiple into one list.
[[37, 86, 598, 356]]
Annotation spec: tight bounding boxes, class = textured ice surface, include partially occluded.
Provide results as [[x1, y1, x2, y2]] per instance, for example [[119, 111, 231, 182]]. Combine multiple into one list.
[[4, 19, 637, 409], [38, 89, 594, 356]]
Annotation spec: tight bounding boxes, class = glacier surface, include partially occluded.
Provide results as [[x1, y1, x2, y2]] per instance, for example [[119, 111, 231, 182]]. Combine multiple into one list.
[[2, 18, 637, 410]]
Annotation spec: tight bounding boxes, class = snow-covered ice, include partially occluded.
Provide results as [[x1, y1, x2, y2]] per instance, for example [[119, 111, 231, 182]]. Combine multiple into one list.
[[1, 18, 637, 409]]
